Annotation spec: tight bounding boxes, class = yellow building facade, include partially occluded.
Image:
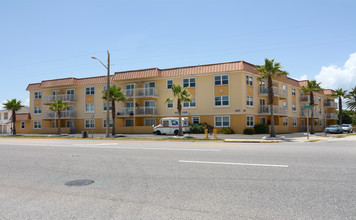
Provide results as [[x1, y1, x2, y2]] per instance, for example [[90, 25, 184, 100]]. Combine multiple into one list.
[[17, 61, 338, 134]]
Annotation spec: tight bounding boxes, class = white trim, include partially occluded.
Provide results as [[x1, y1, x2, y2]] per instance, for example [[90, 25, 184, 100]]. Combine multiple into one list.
[[292, 118, 297, 127], [124, 119, 134, 127], [144, 118, 156, 126], [245, 74, 254, 86], [182, 77, 196, 88], [214, 115, 230, 127], [102, 119, 113, 128], [166, 79, 173, 90], [166, 100, 174, 109], [20, 121, 25, 129], [84, 119, 95, 129], [246, 96, 254, 108], [214, 74, 229, 86], [85, 86, 95, 95], [85, 103, 95, 113], [33, 120, 42, 129], [246, 115, 254, 127], [192, 116, 200, 124]]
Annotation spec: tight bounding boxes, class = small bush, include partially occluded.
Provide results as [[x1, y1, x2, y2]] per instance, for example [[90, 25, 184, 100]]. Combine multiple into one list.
[[219, 127, 234, 134], [189, 123, 204, 134], [201, 122, 214, 133], [254, 124, 268, 134], [243, 128, 255, 135]]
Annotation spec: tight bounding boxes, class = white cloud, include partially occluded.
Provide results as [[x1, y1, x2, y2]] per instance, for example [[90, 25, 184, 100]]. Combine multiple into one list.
[[315, 52, 356, 91], [296, 74, 308, 81], [24, 98, 29, 107]]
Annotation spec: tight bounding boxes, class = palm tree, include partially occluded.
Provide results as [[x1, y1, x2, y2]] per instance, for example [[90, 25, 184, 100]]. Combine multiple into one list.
[[102, 85, 126, 136], [346, 86, 356, 111], [256, 58, 289, 137], [3, 99, 24, 135], [301, 80, 322, 134], [49, 99, 68, 135], [331, 88, 348, 125], [165, 84, 192, 136]]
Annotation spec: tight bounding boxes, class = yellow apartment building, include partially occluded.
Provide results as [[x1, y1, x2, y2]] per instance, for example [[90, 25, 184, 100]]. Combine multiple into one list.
[[16, 61, 338, 134]]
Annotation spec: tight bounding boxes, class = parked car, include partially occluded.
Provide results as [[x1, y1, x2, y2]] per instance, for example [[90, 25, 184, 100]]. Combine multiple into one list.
[[324, 125, 343, 134], [153, 117, 190, 135], [341, 124, 353, 133]]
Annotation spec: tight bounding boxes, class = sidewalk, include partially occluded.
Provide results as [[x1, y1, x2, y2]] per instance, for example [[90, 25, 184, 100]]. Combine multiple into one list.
[[3, 132, 354, 143]]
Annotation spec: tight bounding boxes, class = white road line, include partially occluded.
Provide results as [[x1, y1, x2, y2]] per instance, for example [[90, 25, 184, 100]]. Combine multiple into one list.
[[178, 160, 288, 168]]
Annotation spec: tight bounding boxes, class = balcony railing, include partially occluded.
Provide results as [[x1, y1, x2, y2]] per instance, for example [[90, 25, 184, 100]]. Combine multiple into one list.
[[300, 95, 309, 102], [300, 109, 322, 118], [116, 107, 158, 116], [326, 113, 338, 119], [123, 88, 158, 98], [259, 105, 288, 115], [324, 101, 337, 108], [43, 110, 76, 119], [279, 89, 287, 98], [43, 94, 76, 104], [259, 86, 278, 96]]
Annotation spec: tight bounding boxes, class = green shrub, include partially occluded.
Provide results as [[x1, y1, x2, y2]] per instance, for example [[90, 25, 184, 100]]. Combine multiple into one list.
[[243, 128, 255, 135], [189, 123, 204, 133], [254, 124, 268, 134], [219, 127, 234, 134], [201, 122, 214, 133]]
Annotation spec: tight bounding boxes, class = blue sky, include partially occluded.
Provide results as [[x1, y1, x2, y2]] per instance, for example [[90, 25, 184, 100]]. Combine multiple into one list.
[[1, 0, 356, 108]]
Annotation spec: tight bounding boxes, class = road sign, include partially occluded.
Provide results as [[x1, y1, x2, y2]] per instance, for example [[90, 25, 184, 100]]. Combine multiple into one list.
[[302, 105, 313, 109]]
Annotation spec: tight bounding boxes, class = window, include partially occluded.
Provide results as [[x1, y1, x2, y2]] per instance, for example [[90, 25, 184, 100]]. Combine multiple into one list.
[[103, 119, 113, 128], [318, 96, 321, 102], [319, 108, 322, 114], [166, 101, 173, 109], [21, 121, 25, 129], [85, 119, 95, 129], [319, 120, 322, 126], [85, 87, 95, 95], [246, 96, 254, 107], [215, 75, 229, 86], [85, 104, 94, 112], [283, 117, 288, 126], [246, 116, 254, 127], [34, 106, 42, 114], [103, 102, 112, 111], [125, 84, 134, 97], [103, 85, 107, 91], [125, 119, 134, 127], [183, 98, 196, 108], [192, 116, 200, 125], [292, 104, 297, 112], [215, 96, 229, 107], [4, 113, 8, 120], [167, 80, 173, 89], [51, 121, 56, 128], [34, 92, 42, 99], [292, 118, 297, 127], [314, 120, 318, 126], [215, 116, 230, 127], [144, 118, 156, 126], [292, 89, 296, 96], [283, 102, 288, 108], [33, 121, 42, 129], [183, 78, 196, 88], [246, 75, 253, 86]]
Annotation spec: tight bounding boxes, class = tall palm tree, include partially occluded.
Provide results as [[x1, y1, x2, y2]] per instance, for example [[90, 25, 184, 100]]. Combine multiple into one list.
[[301, 80, 322, 134], [165, 84, 192, 136], [346, 86, 356, 111], [331, 88, 348, 125], [3, 99, 24, 135], [256, 58, 289, 137], [102, 85, 126, 136], [49, 99, 68, 135]]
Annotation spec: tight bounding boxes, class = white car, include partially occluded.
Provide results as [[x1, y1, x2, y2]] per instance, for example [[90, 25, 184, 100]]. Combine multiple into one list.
[[341, 124, 353, 133], [154, 117, 190, 135]]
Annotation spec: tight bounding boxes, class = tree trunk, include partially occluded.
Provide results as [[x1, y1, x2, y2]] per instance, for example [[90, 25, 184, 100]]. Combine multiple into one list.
[[12, 109, 16, 135], [57, 111, 61, 135], [339, 96, 342, 125], [177, 100, 183, 136], [310, 92, 315, 134], [112, 100, 116, 136], [268, 76, 275, 137]]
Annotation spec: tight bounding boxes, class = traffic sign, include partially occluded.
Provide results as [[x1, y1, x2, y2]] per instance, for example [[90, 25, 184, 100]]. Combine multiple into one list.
[[302, 105, 313, 109]]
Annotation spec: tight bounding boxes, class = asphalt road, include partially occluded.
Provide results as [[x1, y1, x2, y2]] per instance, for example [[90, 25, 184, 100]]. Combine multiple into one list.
[[0, 138, 355, 219]]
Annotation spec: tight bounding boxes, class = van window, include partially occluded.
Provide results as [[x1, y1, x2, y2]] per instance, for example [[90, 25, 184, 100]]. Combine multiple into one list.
[[163, 120, 169, 127]]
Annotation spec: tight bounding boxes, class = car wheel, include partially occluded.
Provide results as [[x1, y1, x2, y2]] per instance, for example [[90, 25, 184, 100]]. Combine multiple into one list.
[[174, 130, 179, 136], [156, 130, 161, 135]]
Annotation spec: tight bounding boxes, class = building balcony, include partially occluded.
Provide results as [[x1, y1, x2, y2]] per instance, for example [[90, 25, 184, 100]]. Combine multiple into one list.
[[123, 88, 158, 98], [300, 109, 322, 118], [116, 107, 158, 116], [43, 94, 76, 104], [300, 95, 309, 102], [326, 113, 338, 120], [324, 101, 337, 108], [259, 86, 287, 98], [259, 105, 288, 115], [43, 110, 76, 119]]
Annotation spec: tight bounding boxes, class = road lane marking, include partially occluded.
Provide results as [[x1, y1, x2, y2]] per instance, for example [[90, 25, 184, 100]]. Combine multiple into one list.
[[178, 160, 288, 168]]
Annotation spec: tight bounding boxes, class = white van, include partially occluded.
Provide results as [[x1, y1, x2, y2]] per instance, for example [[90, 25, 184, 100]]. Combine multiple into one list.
[[153, 117, 190, 135]]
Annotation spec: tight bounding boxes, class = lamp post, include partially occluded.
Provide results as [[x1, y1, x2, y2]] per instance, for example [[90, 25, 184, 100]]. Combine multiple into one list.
[[91, 51, 110, 138]]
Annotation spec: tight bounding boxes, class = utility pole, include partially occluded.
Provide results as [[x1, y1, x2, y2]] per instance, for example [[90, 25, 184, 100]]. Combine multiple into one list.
[[91, 51, 111, 138]]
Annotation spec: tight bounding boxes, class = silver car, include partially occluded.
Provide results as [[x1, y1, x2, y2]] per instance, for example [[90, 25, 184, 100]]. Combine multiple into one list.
[[341, 124, 353, 133]]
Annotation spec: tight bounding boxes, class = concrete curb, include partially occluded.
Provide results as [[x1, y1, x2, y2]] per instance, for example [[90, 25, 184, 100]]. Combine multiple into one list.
[[224, 139, 283, 143]]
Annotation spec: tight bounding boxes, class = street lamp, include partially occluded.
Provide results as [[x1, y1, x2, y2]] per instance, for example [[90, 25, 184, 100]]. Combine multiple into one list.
[[91, 51, 111, 138]]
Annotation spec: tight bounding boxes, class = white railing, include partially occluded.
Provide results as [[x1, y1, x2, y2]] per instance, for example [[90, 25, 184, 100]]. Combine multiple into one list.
[[123, 88, 158, 98], [43, 94, 76, 104], [300, 110, 322, 118], [116, 107, 158, 116], [259, 86, 279, 96], [43, 110, 76, 119], [259, 105, 287, 115], [300, 95, 309, 102], [279, 107, 288, 115], [279, 89, 287, 98], [324, 101, 337, 108], [326, 113, 338, 119]]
